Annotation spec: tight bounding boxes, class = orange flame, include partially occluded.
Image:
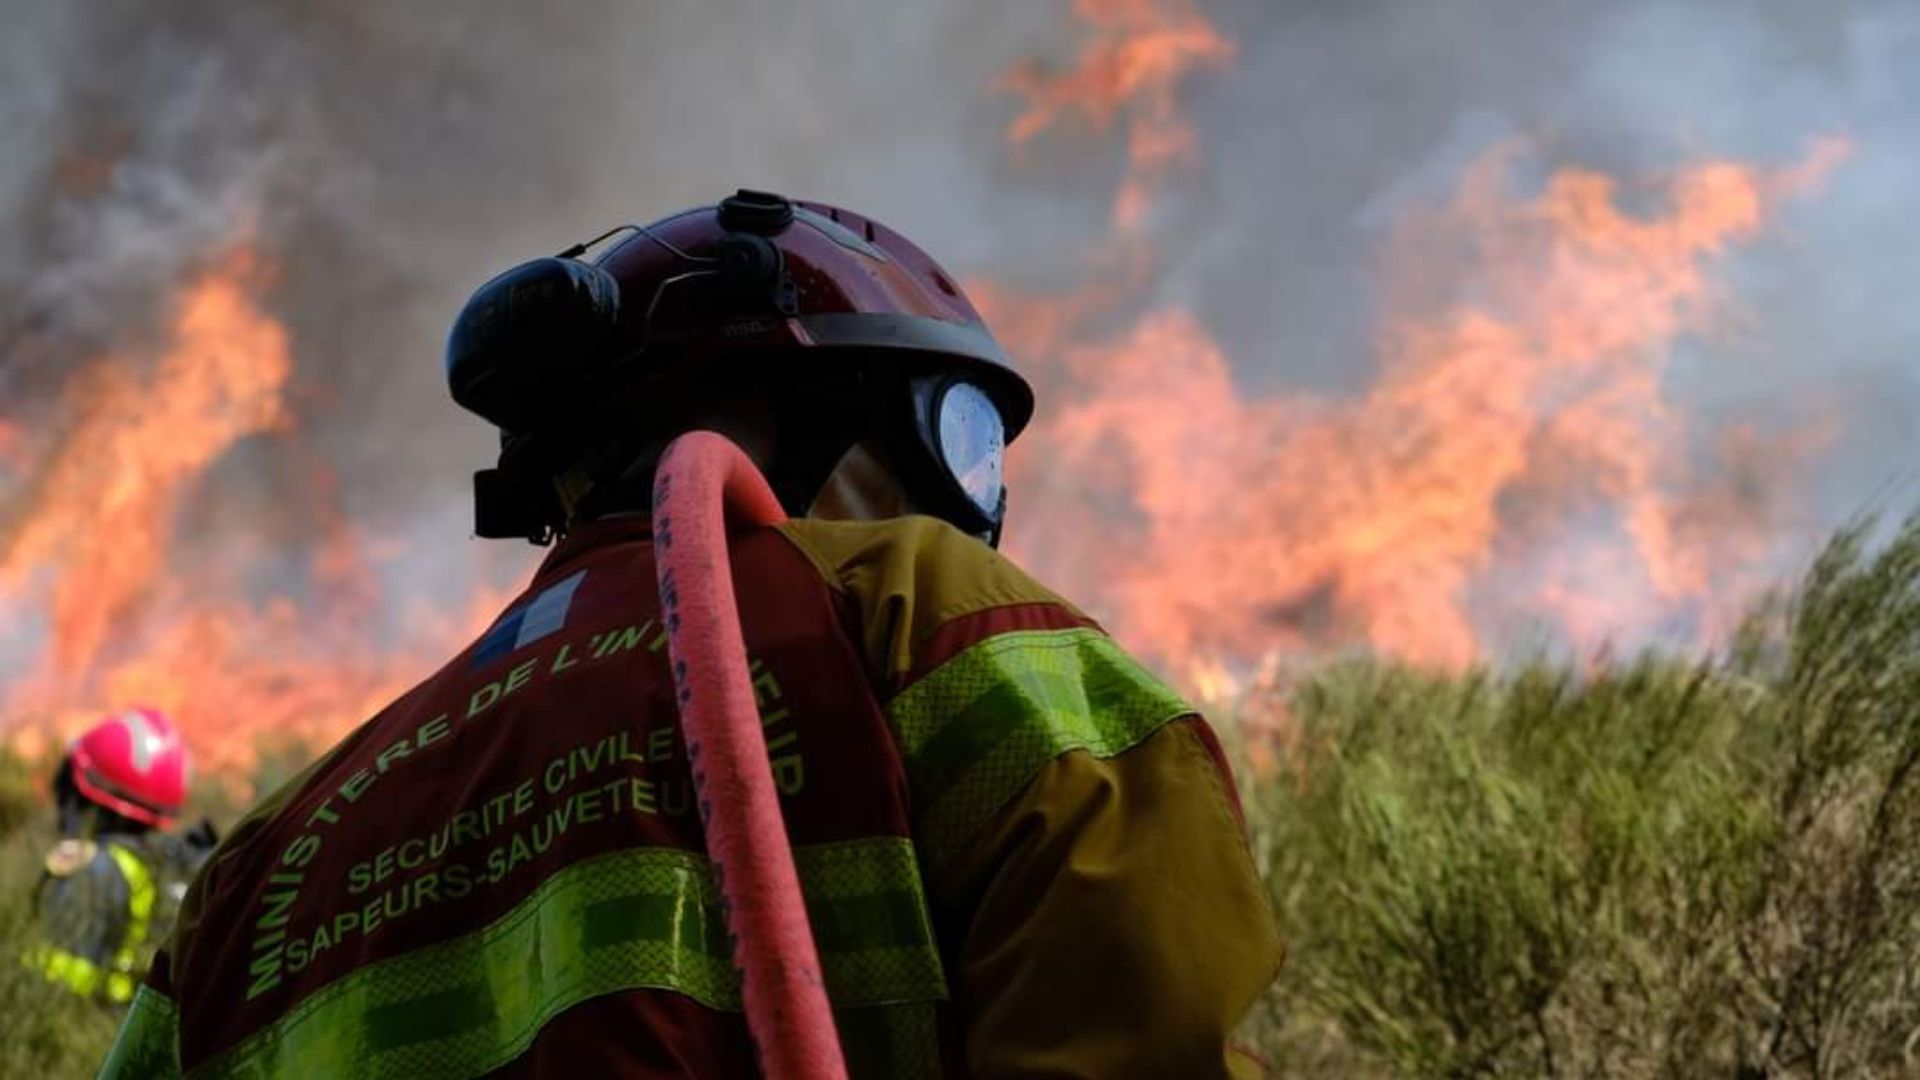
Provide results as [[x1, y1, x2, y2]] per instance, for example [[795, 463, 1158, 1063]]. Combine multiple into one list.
[[0, 0, 1858, 791], [988, 0, 1852, 685], [0, 247, 505, 789], [1000, 142, 1850, 676], [0, 250, 292, 677], [1000, 0, 1234, 228]]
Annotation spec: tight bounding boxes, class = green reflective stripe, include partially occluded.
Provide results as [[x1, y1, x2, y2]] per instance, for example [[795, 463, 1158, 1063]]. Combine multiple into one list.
[[27, 845, 155, 1003], [797, 838, 946, 1007], [579, 884, 730, 956], [28, 942, 129, 1000], [102, 985, 183, 1080], [105, 843, 156, 978], [193, 839, 944, 1079], [888, 627, 1192, 865], [195, 847, 731, 1078]]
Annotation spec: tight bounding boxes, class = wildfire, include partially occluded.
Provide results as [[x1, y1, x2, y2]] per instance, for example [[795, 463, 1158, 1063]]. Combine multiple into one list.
[[992, 2, 1852, 682], [1, 250, 291, 678], [0, 247, 503, 789], [0, 0, 1859, 790], [1000, 0, 1234, 229]]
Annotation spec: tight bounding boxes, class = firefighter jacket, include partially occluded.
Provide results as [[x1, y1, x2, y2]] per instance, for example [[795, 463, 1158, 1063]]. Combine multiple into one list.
[[32, 831, 205, 1004], [103, 515, 1282, 1078]]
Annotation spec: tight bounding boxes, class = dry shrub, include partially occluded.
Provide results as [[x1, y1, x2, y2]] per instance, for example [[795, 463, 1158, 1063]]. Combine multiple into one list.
[[1247, 514, 1920, 1078]]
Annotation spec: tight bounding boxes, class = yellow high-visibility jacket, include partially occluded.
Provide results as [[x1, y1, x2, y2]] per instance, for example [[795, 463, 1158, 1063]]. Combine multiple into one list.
[[105, 515, 1282, 1077], [32, 837, 158, 1004]]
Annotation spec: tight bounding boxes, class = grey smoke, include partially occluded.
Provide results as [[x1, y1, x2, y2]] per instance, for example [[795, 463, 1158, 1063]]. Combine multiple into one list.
[[0, 0, 1914, 671], [1180, 0, 1918, 524]]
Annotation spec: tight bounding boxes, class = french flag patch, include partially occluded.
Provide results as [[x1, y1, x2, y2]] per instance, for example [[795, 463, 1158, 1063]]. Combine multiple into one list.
[[472, 570, 587, 668]]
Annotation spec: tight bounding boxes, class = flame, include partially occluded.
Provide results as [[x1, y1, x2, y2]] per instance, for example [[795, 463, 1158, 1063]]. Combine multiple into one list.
[[991, 0, 1852, 681], [0, 250, 292, 677], [999, 0, 1234, 228], [0, 0, 1859, 792], [0, 247, 503, 790], [1003, 144, 1848, 674]]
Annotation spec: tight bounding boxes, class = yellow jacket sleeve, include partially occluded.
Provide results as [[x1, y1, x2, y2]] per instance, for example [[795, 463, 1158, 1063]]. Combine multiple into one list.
[[936, 718, 1281, 1078], [779, 516, 1283, 1076]]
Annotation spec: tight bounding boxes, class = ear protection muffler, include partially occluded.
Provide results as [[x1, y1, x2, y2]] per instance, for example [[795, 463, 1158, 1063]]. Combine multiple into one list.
[[445, 257, 624, 435], [446, 190, 794, 437], [448, 191, 797, 541]]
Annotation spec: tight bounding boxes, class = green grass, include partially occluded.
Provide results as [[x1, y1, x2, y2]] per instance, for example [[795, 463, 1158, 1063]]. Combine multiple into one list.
[[3, 516, 1919, 1077], [1245, 514, 1920, 1077], [0, 745, 255, 1079], [0, 791, 125, 1077]]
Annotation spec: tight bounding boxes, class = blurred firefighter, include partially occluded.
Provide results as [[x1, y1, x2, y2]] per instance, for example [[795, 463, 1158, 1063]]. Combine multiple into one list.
[[105, 190, 1281, 1077], [31, 706, 215, 1005]]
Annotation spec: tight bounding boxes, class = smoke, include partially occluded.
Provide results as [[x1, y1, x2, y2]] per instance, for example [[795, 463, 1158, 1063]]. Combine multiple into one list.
[[0, 0, 1915, 758], [999, 0, 1920, 664], [0, 0, 1078, 536], [1177, 0, 1917, 503]]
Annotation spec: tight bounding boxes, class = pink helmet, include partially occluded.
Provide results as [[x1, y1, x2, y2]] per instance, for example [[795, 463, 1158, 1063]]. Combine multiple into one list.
[[66, 707, 189, 828]]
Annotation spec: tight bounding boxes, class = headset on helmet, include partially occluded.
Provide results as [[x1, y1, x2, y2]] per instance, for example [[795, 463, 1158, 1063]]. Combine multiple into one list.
[[445, 189, 1034, 546]]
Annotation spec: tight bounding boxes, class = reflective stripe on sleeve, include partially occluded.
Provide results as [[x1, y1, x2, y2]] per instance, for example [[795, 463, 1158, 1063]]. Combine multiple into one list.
[[26, 845, 155, 1005], [102, 984, 184, 1079], [26, 942, 136, 1002], [795, 838, 947, 1006], [191, 839, 946, 1079], [887, 627, 1194, 866], [105, 843, 156, 982]]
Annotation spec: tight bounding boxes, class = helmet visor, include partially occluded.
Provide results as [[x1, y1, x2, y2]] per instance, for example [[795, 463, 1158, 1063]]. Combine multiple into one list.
[[934, 381, 1006, 519]]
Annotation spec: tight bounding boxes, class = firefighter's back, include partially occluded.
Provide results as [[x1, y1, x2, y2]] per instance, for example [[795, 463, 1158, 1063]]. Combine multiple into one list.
[[113, 518, 946, 1078], [33, 836, 143, 1003]]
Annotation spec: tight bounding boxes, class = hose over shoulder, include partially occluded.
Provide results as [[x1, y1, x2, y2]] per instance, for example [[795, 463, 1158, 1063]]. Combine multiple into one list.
[[651, 430, 847, 1080]]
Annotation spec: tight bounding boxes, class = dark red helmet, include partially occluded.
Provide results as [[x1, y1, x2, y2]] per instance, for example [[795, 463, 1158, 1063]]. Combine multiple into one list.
[[448, 190, 1035, 542], [65, 707, 189, 828]]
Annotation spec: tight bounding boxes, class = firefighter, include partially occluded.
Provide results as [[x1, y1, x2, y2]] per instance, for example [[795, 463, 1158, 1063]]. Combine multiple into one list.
[[32, 707, 214, 1005], [104, 190, 1282, 1077]]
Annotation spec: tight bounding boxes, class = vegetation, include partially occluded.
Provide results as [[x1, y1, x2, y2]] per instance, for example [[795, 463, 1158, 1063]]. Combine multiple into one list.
[[2, 516, 1919, 1077], [1246, 514, 1920, 1077], [0, 746, 251, 1079], [0, 759, 123, 1078]]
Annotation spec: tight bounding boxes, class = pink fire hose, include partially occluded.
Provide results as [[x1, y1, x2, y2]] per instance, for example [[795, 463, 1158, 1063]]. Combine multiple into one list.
[[651, 430, 848, 1080]]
